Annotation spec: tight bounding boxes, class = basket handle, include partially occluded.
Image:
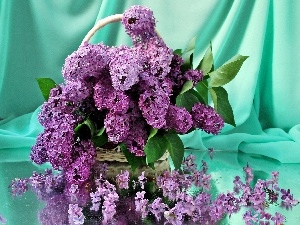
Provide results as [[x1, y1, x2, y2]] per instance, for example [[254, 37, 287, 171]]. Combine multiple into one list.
[[82, 14, 123, 44]]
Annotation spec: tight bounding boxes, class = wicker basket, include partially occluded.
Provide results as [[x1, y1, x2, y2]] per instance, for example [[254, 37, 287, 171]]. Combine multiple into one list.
[[96, 146, 170, 178], [84, 14, 170, 178]]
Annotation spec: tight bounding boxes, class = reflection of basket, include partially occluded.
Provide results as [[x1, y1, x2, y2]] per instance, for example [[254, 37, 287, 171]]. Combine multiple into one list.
[[96, 146, 170, 178]]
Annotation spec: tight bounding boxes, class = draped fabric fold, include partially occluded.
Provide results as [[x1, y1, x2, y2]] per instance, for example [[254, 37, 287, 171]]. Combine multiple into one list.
[[0, 0, 300, 163]]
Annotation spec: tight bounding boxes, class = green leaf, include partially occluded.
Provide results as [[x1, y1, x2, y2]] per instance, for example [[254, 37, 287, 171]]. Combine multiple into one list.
[[208, 55, 248, 87], [91, 127, 108, 147], [119, 143, 147, 173], [144, 133, 168, 164], [176, 89, 205, 111], [92, 133, 108, 147], [173, 49, 182, 56], [179, 80, 194, 95], [163, 132, 184, 170], [195, 79, 209, 104], [197, 42, 213, 74], [148, 128, 158, 140], [209, 87, 236, 126], [181, 36, 197, 70], [36, 78, 57, 101]]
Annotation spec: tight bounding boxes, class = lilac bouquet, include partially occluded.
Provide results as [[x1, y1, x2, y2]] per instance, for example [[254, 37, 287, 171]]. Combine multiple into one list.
[[30, 5, 248, 191]]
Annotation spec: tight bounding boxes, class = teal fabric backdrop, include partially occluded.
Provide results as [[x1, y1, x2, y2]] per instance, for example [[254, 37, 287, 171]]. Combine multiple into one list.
[[1, 1, 300, 224], [1, 0, 299, 162]]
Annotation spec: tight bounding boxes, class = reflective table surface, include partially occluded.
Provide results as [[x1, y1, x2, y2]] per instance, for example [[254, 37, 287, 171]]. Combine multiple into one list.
[[1, 149, 300, 225]]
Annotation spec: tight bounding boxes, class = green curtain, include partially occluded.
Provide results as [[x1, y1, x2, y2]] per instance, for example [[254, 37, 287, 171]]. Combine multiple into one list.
[[1, 0, 299, 162]]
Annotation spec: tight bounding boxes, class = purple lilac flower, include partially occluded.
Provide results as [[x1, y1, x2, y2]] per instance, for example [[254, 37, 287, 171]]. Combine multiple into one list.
[[30, 132, 49, 165], [183, 69, 204, 86], [62, 80, 92, 103], [156, 171, 182, 201], [65, 154, 93, 185], [104, 111, 130, 143], [38, 85, 80, 128], [164, 202, 184, 225], [122, 5, 156, 43], [244, 163, 254, 185], [38, 194, 69, 225], [124, 109, 148, 156], [243, 210, 258, 225], [62, 42, 109, 82], [137, 36, 173, 80], [191, 102, 224, 134], [109, 45, 142, 91], [138, 88, 170, 129], [208, 147, 214, 159], [271, 212, 285, 225], [182, 154, 197, 173], [29, 169, 65, 200], [68, 204, 85, 225], [116, 170, 130, 189], [9, 178, 28, 197], [148, 197, 167, 221], [280, 188, 299, 210], [102, 192, 119, 224], [164, 105, 193, 134], [138, 171, 147, 190], [0, 214, 6, 225], [135, 191, 149, 219]]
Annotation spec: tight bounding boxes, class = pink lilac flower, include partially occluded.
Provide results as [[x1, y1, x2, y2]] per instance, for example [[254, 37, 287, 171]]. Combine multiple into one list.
[[62, 42, 109, 82], [68, 204, 85, 225], [164, 105, 193, 134], [191, 102, 224, 134], [122, 5, 156, 43], [116, 170, 130, 189]]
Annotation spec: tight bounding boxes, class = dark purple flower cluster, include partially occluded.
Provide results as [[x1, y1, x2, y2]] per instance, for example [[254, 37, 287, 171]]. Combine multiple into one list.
[[192, 102, 224, 134], [122, 5, 156, 43]]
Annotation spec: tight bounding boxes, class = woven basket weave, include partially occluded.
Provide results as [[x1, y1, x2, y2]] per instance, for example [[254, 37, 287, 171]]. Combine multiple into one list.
[[96, 146, 170, 178]]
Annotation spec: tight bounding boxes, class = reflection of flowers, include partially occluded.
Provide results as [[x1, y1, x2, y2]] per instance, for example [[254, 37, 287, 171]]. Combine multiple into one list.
[[0, 214, 6, 225], [9, 154, 299, 225]]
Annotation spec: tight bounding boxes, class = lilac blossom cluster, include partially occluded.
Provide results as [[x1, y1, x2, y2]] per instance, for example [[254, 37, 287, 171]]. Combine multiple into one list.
[[30, 5, 224, 193]]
